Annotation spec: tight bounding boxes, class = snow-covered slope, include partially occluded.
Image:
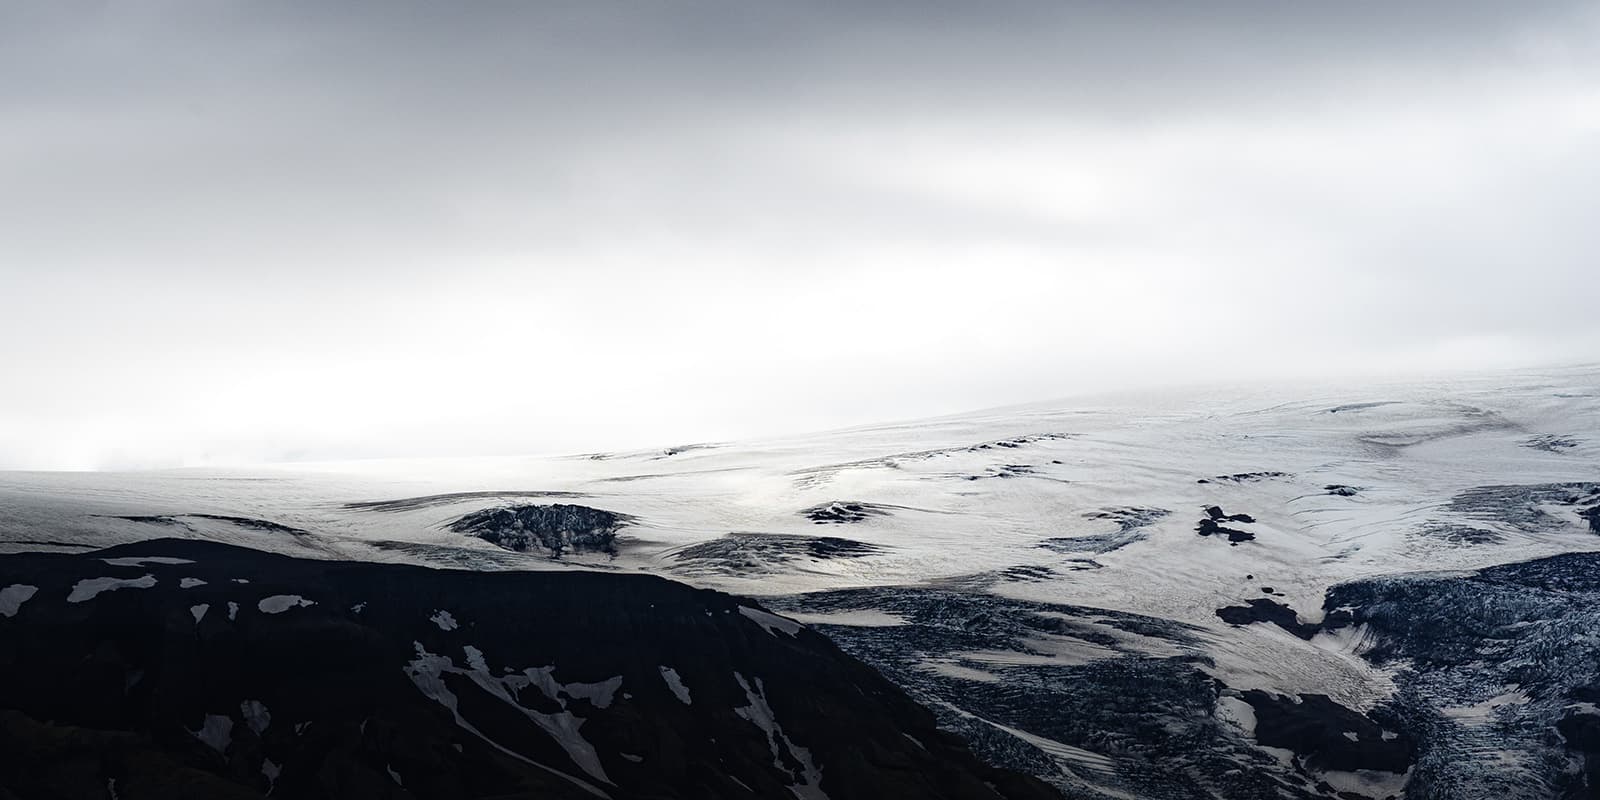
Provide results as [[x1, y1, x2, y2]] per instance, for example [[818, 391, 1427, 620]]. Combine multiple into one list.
[[5, 366, 1595, 627], [3, 364, 1598, 797]]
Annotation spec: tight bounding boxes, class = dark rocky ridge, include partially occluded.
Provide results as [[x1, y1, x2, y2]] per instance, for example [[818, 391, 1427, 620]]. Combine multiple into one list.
[[1558, 703, 1600, 792], [448, 504, 635, 557], [0, 539, 1058, 800], [1441, 482, 1599, 534], [1239, 691, 1414, 774], [671, 533, 884, 578], [1312, 551, 1600, 798], [1206, 548, 1600, 797], [1205, 549, 1600, 798], [1215, 598, 1317, 639], [1582, 505, 1600, 533], [765, 587, 1410, 799], [801, 501, 892, 524]]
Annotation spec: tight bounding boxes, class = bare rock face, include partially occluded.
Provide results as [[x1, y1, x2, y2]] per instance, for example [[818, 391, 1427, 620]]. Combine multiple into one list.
[[1580, 505, 1600, 534], [448, 504, 635, 556], [801, 501, 892, 524], [671, 533, 884, 578], [0, 539, 1060, 800], [1215, 597, 1318, 639], [1239, 691, 1415, 774]]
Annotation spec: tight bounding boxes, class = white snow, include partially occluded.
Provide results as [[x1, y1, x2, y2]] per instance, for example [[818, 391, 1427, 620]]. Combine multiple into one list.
[[739, 606, 804, 637], [943, 702, 1121, 780], [786, 609, 908, 627], [525, 665, 563, 702], [179, 577, 207, 588], [732, 672, 827, 800], [258, 595, 314, 614], [241, 699, 271, 734], [3, 365, 1599, 787], [464, 645, 489, 672], [1309, 623, 1379, 657], [659, 666, 692, 704], [0, 584, 38, 617], [429, 609, 459, 631], [920, 659, 1002, 684], [192, 713, 233, 754], [387, 764, 403, 786], [1441, 689, 1530, 725], [227, 601, 240, 620], [513, 664, 624, 710], [563, 676, 624, 709], [262, 759, 281, 791], [67, 574, 157, 602], [1317, 766, 1414, 798], [1215, 695, 1258, 737], [101, 556, 193, 567], [190, 603, 209, 624], [403, 642, 613, 796]]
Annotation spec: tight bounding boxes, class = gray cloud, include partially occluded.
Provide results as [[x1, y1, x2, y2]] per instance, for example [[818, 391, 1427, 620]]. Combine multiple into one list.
[[2, 1, 1598, 468]]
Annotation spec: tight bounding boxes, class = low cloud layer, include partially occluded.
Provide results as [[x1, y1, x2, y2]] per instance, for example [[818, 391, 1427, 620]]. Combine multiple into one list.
[[3, 1, 1598, 468]]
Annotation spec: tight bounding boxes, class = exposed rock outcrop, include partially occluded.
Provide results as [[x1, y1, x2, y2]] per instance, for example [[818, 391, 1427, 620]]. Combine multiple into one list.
[[801, 501, 892, 524], [0, 539, 1059, 800], [448, 504, 635, 556]]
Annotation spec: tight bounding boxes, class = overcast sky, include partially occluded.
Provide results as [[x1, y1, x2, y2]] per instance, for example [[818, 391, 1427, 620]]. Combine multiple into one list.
[[2, 1, 1598, 469]]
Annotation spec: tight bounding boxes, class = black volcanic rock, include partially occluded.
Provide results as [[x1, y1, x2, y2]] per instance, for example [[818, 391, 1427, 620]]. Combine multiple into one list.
[[1196, 472, 1290, 485], [801, 501, 892, 524], [1196, 506, 1258, 545], [0, 539, 1058, 800], [1203, 506, 1255, 524], [1561, 710, 1600, 793], [768, 587, 1364, 799], [1559, 710, 1600, 753], [671, 533, 884, 578], [1239, 691, 1414, 774], [1317, 550, 1600, 796], [1195, 518, 1255, 544], [1580, 505, 1600, 534], [1215, 598, 1316, 639], [448, 504, 634, 556]]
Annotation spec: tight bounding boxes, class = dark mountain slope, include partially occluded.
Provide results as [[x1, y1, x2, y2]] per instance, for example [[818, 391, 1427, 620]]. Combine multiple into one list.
[[0, 539, 1058, 800]]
